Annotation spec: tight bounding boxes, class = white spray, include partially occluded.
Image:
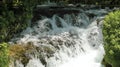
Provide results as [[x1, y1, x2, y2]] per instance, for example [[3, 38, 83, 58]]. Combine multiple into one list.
[[9, 8, 109, 67]]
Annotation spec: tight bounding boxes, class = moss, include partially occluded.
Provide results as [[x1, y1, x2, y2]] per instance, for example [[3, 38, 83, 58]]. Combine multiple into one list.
[[9, 44, 37, 66], [9, 43, 55, 66], [9, 44, 26, 59], [9, 44, 28, 66]]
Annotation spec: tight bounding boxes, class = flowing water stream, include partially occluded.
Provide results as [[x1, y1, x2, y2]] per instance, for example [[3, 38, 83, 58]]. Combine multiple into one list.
[[9, 6, 110, 67]]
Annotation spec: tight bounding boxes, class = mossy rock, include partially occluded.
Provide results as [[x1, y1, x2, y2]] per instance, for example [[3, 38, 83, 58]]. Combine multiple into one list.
[[9, 43, 56, 66]]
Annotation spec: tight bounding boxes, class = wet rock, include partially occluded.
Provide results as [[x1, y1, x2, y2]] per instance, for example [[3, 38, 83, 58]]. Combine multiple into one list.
[[55, 17, 63, 28], [32, 5, 81, 22]]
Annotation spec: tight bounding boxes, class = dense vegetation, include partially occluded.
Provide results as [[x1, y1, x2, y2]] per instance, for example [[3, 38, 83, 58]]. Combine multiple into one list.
[[0, 0, 120, 42], [0, 1, 44, 67], [0, 43, 9, 67], [0, 0, 120, 67], [50, 0, 120, 5], [103, 11, 120, 67], [0, 0, 44, 42]]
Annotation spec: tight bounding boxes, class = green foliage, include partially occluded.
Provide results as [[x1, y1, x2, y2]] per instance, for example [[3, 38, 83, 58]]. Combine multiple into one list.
[[103, 10, 120, 67], [0, 0, 44, 42], [50, 0, 120, 5], [0, 43, 9, 67]]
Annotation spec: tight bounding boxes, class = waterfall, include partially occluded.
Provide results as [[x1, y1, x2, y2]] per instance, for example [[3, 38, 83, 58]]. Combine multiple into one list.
[[9, 6, 109, 67]]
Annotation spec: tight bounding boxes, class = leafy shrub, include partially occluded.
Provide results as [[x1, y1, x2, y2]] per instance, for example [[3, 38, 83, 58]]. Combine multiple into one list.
[[0, 0, 38, 42], [103, 10, 120, 67], [0, 43, 9, 67]]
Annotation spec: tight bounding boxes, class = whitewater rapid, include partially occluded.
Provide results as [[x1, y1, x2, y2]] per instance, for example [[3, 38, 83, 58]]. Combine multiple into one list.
[[9, 7, 109, 67]]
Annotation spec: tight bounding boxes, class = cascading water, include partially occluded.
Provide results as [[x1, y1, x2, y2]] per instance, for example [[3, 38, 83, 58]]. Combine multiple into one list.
[[9, 5, 110, 67]]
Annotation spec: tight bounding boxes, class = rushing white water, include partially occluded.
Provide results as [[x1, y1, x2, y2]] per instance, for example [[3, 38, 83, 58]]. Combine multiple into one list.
[[9, 7, 109, 67]]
